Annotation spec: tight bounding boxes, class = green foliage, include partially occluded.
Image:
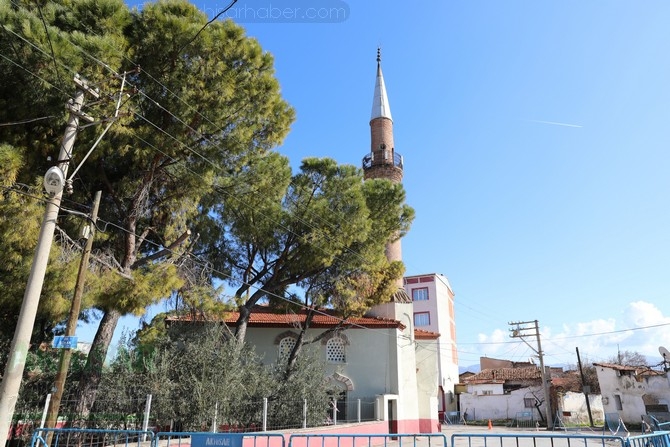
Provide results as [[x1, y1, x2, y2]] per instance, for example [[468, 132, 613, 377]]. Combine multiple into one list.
[[16, 346, 88, 414], [0, 182, 80, 345], [0, 144, 24, 186], [266, 348, 334, 428], [200, 155, 414, 343], [1, 0, 294, 416], [88, 264, 183, 315], [96, 323, 333, 431]]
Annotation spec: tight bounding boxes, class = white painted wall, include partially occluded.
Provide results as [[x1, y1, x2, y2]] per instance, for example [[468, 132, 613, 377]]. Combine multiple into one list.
[[595, 365, 670, 425], [244, 326, 396, 400], [415, 338, 439, 422], [404, 274, 459, 412], [241, 296, 441, 431], [459, 385, 545, 422], [557, 391, 604, 426]]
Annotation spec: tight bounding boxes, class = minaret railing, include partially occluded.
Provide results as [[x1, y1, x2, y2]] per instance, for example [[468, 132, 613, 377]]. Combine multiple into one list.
[[362, 151, 403, 170]]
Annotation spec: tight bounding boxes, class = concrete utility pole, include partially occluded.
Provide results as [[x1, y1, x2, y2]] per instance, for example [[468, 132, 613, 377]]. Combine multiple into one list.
[[509, 320, 553, 430], [0, 75, 98, 440], [44, 191, 101, 433]]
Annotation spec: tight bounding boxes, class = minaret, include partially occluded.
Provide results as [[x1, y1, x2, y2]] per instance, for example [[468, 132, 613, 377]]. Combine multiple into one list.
[[363, 48, 410, 303], [363, 50, 421, 433]]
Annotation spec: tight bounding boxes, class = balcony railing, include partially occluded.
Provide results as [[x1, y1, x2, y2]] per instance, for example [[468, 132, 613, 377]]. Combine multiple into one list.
[[362, 151, 403, 170]]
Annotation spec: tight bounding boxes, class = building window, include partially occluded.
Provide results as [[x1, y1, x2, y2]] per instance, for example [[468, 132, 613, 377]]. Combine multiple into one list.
[[614, 394, 623, 410], [326, 337, 346, 363], [412, 287, 429, 301], [414, 312, 430, 327], [279, 337, 296, 361], [524, 398, 535, 408], [482, 390, 492, 396]]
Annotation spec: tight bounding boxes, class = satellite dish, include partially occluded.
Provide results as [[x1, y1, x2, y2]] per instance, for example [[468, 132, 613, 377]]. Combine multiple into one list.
[[659, 346, 670, 361]]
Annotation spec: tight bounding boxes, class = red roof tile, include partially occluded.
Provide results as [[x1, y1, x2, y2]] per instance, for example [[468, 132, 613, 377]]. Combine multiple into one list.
[[463, 367, 542, 383], [593, 362, 665, 376], [414, 328, 440, 340], [165, 307, 406, 330]]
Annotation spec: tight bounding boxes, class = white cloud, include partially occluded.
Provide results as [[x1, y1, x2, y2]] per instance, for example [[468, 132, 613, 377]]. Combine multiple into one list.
[[465, 301, 670, 368]]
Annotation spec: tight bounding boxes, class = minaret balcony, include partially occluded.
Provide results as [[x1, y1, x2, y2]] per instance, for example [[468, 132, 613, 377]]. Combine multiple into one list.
[[362, 151, 403, 170]]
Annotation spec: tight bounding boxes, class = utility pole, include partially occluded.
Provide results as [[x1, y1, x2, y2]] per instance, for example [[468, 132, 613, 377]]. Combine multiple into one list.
[[575, 347, 594, 427], [44, 191, 101, 434], [0, 75, 98, 440], [509, 320, 553, 430]]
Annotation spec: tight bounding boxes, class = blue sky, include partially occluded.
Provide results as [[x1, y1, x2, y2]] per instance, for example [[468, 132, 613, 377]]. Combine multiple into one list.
[[102, 0, 670, 368]]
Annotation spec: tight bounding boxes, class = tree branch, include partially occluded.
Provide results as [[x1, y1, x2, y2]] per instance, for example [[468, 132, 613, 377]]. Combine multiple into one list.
[[133, 229, 192, 268]]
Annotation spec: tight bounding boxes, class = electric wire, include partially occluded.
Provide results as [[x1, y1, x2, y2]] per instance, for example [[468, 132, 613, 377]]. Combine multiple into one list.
[[0, 51, 600, 368], [3, 1, 387, 289], [5, 182, 669, 368], [34, 0, 64, 88], [1, 182, 417, 344], [4, 4, 668, 368]]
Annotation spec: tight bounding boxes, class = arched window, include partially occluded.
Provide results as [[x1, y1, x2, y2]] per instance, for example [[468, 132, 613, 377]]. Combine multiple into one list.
[[279, 337, 296, 361], [326, 337, 346, 363]]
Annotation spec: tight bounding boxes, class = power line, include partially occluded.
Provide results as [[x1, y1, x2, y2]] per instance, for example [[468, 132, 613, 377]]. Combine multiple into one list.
[[9, 2, 633, 367], [3, 2, 383, 278]]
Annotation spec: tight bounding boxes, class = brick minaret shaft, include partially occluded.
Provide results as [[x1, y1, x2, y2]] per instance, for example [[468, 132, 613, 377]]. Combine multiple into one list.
[[363, 49, 408, 301]]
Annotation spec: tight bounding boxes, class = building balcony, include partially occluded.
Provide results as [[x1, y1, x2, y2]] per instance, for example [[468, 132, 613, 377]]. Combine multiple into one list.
[[362, 151, 403, 170]]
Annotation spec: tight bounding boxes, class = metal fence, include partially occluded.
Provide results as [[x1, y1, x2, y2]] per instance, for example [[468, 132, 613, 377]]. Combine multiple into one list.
[[154, 432, 285, 447], [288, 433, 448, 447], [8, 394, 379, 446], [450, 431, 670, 447], [443, 412, 464, 425], [30, 428, 153, 447], [508, 412, 535, 429], [23, 427, 670, 447]]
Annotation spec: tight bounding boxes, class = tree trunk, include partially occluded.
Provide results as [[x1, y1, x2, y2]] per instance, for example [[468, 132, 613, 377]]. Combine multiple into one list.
[[235, 304, 250, 344], [234, 287, 269, 343], [74, 308, 122, 423]]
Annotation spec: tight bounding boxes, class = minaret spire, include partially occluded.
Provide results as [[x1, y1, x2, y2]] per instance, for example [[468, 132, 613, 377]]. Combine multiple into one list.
[[371, 47, 392, 121]]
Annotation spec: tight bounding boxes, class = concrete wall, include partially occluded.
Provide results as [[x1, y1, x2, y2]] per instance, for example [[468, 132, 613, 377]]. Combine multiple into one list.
[[404, 274, 459, 413], [595, 366, 670, 425], [459, 385, 545, 422], [245, 326, 396, 401], [557, 391, 604, 425], [244, 319, 435, 432], [415, 338, 440, 432]]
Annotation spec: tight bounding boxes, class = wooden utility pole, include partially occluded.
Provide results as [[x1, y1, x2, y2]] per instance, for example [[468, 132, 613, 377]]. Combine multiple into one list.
[[576, 347, 594, 427], [44, 191, 102, 432]]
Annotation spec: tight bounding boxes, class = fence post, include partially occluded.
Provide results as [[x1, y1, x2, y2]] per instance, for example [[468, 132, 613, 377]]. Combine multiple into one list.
[[141, 394, 152, 441], [332, 399, 337, 425], [262, 398, 268, 432], [357, 399, 361, 423], [303, 399, 307, 429], [211, 402, 218, 433], [40, 394, 52, 428]]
